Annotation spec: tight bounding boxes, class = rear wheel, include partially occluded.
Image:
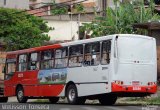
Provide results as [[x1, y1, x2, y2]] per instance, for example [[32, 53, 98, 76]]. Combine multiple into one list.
[[0, 97, 8, 103], [49, 97, 59, 104], [16, 86, 28, 103], [66, 84, 86, 105], [99, 94, 117, 105]]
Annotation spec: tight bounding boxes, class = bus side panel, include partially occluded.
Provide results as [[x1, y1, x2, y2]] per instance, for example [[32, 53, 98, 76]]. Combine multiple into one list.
[[24, 85, 64, 97], [4, 85, 15, 96], [66, 66, 111, 97], [37, 85, 64, 97]]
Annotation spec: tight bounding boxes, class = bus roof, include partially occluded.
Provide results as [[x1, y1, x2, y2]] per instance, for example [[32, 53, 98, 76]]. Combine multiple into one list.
[[6, 34, 153, 55]]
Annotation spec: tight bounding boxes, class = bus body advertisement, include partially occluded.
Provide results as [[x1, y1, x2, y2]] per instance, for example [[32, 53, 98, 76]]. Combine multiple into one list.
[[4, 34, 157, 105]]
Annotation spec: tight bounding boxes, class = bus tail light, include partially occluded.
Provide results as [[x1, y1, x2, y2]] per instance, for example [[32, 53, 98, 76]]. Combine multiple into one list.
[[114, 80, 123, 85], [148, 82, 156, 86]]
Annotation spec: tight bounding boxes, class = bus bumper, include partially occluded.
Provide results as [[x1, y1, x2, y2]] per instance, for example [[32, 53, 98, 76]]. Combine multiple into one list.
[[111, 83, 157, 94]]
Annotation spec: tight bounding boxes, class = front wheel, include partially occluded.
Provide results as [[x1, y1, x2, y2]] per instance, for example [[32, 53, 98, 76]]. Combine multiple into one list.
[[16, 87, 28, 103], [66, 85, 86, 105], [49, 97, 59, 104], [99, 94, 117, 105]]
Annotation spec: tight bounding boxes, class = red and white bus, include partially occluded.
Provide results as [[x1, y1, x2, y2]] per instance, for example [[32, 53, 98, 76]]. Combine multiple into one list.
[[4, 34, 157, 105]]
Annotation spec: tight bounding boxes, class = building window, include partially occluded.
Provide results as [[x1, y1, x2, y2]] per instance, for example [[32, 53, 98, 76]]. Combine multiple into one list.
[[18, 54, 27, 71], [101, 40, 111, 65], [28, 52, 39, 70], [55, 47, 68, 68], [41, 50, 54, 69], [84, 42, 100, 66], [4, 0, 6, 5], [69, 45, 83, 67]]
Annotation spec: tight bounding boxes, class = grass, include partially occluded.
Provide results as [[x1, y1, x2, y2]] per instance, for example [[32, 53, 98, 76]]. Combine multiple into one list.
[[117, 96, 160, 105]]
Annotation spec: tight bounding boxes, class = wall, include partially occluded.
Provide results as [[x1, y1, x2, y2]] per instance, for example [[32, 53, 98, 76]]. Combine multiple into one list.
[[46, 20, 80, 41], [0, 52, 6, 81], [0, 0, 29, 9], [151, 30, 160, 79]]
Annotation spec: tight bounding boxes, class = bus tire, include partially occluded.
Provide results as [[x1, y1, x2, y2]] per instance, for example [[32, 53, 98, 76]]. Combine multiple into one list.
[[49, 97, 59, 104], [66, 84, 85, 105], [0, 97, 8, 103], [99, 94, 117, 105], [16, 86, 28, 103]]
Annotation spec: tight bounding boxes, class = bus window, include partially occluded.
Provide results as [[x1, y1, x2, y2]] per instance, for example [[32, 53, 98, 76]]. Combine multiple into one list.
[[101, 40, 111, 64], [41, 50, 54, 69], [6, 59, 16, 80], [84, 42, 100, 66], [28, 53, 39, 70], [18, 54, 27, 71], [55, 47, 68, 68], [69, 45, 83, 67]]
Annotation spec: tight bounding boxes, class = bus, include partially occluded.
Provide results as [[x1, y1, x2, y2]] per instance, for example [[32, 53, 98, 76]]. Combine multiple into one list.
[[4, 34, 157, 105]]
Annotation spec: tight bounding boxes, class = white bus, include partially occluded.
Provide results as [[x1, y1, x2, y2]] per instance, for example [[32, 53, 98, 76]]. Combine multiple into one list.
[[4, 34, 157, 105]]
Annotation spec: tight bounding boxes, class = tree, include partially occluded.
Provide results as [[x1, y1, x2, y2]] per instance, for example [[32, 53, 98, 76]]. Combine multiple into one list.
[[81, 0, 160, 38], [0, 8, 51, 51]]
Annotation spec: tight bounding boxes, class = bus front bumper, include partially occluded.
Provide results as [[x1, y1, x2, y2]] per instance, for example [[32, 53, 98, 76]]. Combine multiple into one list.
[[111, 83, 157, 94]]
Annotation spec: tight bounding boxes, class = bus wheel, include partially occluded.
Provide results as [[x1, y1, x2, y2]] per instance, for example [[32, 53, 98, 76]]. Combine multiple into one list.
[[49, 97, 59, 104], [16, 86, 28, 103], [99, 94, 117, 105], [66, 84, 85, 105], [0, 97, 8, 103]]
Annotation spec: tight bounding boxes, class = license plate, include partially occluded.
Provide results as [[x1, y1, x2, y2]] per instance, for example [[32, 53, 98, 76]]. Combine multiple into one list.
[[133, 86, 141, 90]]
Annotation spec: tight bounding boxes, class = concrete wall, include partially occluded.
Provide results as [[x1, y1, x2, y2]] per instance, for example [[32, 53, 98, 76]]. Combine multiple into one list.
[[46, 20, 81, 41], [151, 30, 160, 78], [0, 0, 29, 9]]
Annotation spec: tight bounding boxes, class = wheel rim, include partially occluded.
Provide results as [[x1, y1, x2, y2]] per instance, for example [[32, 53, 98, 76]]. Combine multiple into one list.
[[18, 90, 23, 100], [68, 89, 76, 102]]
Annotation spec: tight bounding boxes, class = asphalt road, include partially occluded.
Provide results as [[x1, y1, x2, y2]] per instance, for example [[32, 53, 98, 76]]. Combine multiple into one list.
[[0, 97, 159, 110], [0, 102, 153, 110]]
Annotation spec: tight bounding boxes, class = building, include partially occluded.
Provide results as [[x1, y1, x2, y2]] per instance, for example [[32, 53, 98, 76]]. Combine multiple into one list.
[[0, 0, 29, 9], [29, 0, 116, 41], [30, 0, 160, 41]]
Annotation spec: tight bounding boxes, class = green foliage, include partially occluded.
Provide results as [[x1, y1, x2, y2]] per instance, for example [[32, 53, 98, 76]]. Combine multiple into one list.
[[0, 8, 51, 51], [51, 0, 67, 15], [74, 3, 84, 12], [81, 1, 160, 38], [51, 6, 68, 15]]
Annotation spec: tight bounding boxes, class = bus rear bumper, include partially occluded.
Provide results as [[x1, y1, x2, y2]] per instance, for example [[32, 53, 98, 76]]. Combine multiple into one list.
[[111, 83, 157, 94]]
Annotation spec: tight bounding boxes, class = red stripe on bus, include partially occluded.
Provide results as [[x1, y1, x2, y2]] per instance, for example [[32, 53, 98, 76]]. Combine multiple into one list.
[[111, 82, 157, 94]]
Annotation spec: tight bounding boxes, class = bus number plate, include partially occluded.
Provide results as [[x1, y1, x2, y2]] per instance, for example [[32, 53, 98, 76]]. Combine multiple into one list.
[[133, 86, 141, 90]]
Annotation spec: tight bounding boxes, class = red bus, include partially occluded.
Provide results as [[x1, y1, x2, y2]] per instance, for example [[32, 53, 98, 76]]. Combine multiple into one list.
[[4, 34, 157, 105]]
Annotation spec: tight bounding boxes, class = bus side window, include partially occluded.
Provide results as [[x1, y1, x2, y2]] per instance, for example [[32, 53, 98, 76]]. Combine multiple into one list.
[[18, 54, 27, 71], [41, 50, 54, 69], [101, 40, 111, 64], [6, 60, 16, 80], [84, 42, 100, 66], [28, 52, 39, 70], [55, 47, 68, 68], [69, 45, 83, 67]]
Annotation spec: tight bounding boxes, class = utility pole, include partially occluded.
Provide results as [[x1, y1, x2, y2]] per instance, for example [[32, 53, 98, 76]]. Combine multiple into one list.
[[102, 0, 107, 18]]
